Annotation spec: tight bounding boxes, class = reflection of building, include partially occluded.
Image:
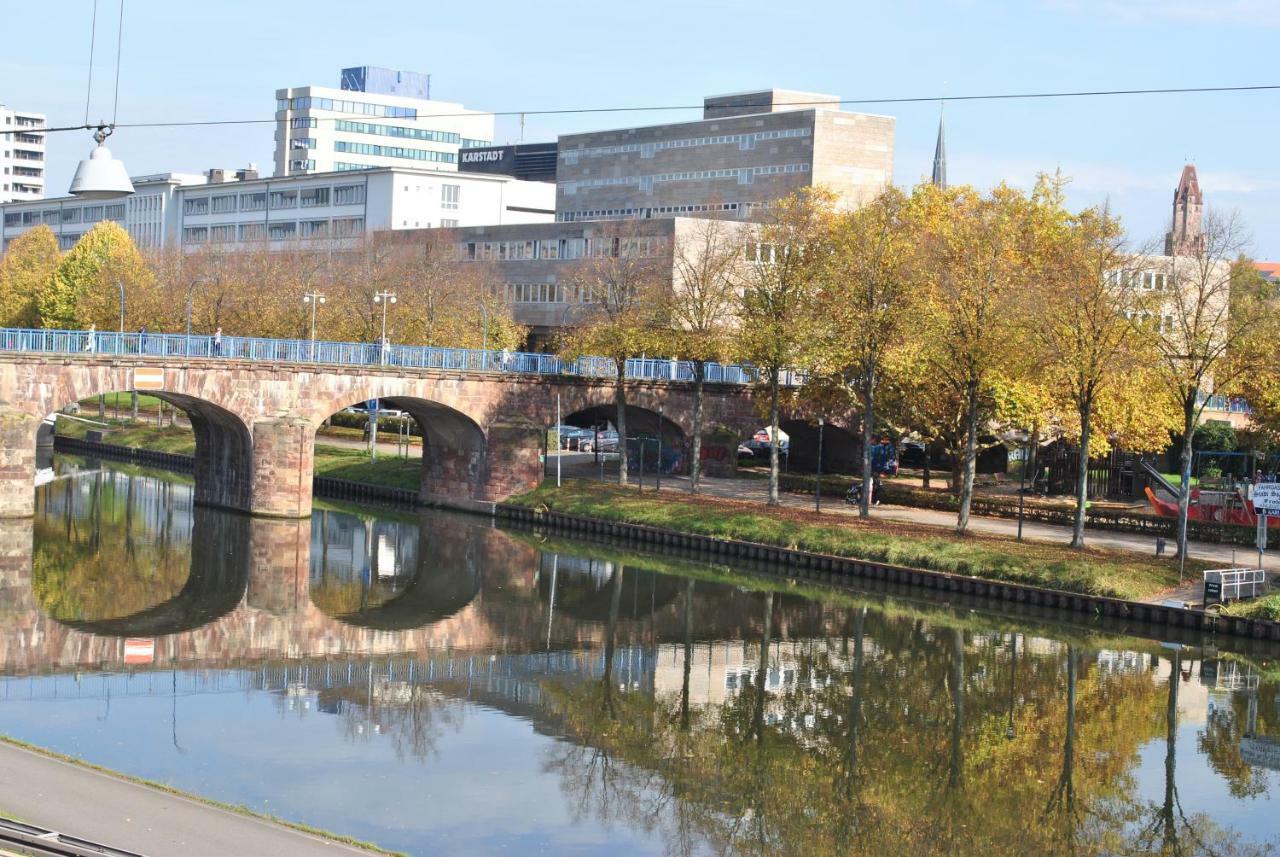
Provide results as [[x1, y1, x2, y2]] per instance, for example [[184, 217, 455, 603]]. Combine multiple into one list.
[[311, 510, 418, 585]]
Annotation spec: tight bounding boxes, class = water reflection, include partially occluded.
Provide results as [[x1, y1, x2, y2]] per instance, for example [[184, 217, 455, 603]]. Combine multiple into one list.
[[0, 460, 1277, 857]]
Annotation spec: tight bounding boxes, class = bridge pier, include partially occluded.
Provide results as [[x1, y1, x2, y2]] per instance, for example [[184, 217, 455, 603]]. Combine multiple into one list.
[[250, 417, 315, 518], [0, 407, 37, 518], [418, 422, 542, 511], [247, 516, 311, 616]]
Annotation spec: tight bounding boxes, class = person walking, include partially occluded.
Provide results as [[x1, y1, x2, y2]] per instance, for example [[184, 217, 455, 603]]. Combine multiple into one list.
[[137, 325, 148, 355], [84, 323, 96, 353], [213, 327, 223, 356], [380, 336, 392, 366]]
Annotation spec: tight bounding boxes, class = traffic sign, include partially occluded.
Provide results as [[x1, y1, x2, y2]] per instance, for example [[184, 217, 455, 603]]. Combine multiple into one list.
[[132, 367, 165, 391], [1254, 482, 1280, 515]]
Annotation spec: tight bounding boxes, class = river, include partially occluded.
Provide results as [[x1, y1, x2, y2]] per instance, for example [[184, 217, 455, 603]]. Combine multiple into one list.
[[0, 457, 1277, 856]]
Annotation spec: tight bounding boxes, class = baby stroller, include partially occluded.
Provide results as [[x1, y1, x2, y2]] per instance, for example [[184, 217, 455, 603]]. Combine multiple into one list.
[[844, 480, 865, 506]]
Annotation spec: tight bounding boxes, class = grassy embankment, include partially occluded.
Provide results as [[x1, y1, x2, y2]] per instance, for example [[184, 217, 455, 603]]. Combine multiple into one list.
[[512, 480, 1208, 603], [1223, 594, 1280, 621], [56, 417, 421, 490]]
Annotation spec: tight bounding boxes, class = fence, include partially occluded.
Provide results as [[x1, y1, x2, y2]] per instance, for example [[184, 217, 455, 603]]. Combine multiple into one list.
[[1204, 568, 1269, 603], [0, 327, 781, 386]]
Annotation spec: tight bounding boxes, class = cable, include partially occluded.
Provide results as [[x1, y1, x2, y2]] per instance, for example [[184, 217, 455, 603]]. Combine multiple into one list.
[[10, 81, 1280, 135], [111, 0, 125, 126], [83, 0, 98, 126]]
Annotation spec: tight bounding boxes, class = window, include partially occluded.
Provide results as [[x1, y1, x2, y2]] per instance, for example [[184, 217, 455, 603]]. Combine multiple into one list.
[[2, 213, 20, 227], [58, 234, 82, 250], [461, 138, 492, 149], [283, 96, 417, 119], [268, 221, 297, 240], [238, 223, 266, 241], [440, 218, 458, 228], [332, 216, 364, 237], [333, 184, 365, 205], [211, 194, 237, 214], [21, 211, 39, 225], [240, 192, 267, 211], [183, 226, 208, 244], [299, 219, 329, 238], [291, 137, 316, 150], [104, 204, 125, 220], [288, 159, 315, 172], [184, 197, 209, 216], [441, 184, 460, 210], [82, 205, 104, 221], [332, 140, 456, 164], [333, 119, 461, 145], [300, 187, 330, 207], [290, 117, 317, 129], [209, 224, 236, 243], [269, 190, 298, 209], [41, 209, 60, 225], [62, 208, 80, 224]]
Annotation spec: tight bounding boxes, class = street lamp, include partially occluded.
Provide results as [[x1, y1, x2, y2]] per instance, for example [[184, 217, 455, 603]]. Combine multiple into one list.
[[373, 291, 397, 363], [476, 300, 489, 369], [1016, 429, 1030, 540], [303, 291, 326, 359], [815, 417, 825, 513]]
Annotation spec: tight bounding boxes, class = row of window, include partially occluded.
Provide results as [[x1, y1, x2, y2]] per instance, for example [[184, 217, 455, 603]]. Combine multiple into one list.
[[279, 96, 417, 119], [182, 216, 366, 244], [12, 133, 43, 144], [333, 140, 456, 164], [560, 127, 812, 162], [558, 202, 746, 222], [1108, 269, 1171, 291], [560, 163, 810, 194], [458, 235, 668, 262], [335, 119, 462, 146], [182, 184, 366, 216], [504, 282, 598, 303], [4, 203, 125, 227], [288, 159, 316, 172]]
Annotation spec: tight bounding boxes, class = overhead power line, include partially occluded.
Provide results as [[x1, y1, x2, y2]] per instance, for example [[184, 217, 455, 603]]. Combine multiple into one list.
[[4, 82, 1279, 136]]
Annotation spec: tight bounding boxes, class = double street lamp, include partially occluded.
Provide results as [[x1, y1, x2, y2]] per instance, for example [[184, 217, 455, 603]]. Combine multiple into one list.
[[373, 291, 397, 362], [303, 291, 326, 359]]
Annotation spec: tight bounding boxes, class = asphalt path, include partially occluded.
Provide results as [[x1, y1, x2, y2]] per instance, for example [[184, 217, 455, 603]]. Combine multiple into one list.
[[0, 741, 380, 857]]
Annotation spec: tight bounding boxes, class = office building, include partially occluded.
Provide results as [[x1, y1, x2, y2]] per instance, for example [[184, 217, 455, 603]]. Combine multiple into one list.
[[175, 166, 552, 249], [1, 106, 46, 203], [554, 89, 894, 222], [1, 165, 553, 253], [274, 67, 494, 177]]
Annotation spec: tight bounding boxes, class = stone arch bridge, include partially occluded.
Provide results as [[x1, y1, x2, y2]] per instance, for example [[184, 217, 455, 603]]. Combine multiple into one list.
[[0, 354, 765, 518]]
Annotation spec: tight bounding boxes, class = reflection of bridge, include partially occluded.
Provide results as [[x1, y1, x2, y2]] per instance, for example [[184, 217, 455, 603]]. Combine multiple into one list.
[[0, 331, 764, 518]]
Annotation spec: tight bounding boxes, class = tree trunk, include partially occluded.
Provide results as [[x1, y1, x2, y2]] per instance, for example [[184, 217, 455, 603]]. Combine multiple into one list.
[[859, 369, 875, 518], [680, 579, 694, 732], [751, 591, 774, 745], [956, 381, 979, 535], [767, 367, 781, 506], [615, 362, 629, 487], [1176, 392, 1196, 558], [948, 627, 965, 790], [1071, 393, 1092, 549], [922, 440, 931, 489], [689, 360, 705, 494], [131, 391, 138, 421]]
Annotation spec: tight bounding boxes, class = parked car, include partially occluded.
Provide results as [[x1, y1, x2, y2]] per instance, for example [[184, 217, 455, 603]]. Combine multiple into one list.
[[737, 444, 755, 458], [553, 425, 593, 450], [582, 429, 620, 453]]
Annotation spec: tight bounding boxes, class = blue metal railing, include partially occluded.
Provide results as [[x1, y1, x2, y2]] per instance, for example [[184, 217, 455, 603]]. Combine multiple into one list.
[[0, 328, 782, 386]]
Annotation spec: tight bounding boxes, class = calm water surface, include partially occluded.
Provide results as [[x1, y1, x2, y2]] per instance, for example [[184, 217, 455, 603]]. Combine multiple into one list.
[[0, 457, 1277, 856]]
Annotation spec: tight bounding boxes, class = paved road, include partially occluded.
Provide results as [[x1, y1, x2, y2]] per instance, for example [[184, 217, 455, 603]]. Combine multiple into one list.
[[0, 741, 381, 857], [561, 463, 1279, 602]]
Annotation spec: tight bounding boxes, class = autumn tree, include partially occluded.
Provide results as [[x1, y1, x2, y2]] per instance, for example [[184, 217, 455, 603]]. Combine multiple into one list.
[[808, 186, 918, 517], [663, 217, 744, 492], [41, 222, 154, 330], [736, 188, 833, 505], [0, 225, 59, 328], [914, 183, 1033, 534], [1030, 195, 1145, 548], [1139, 211, 1274, 559], [561, 222, 669, 486]]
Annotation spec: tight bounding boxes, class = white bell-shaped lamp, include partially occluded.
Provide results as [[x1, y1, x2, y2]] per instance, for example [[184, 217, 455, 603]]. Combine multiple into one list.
[[69, 126, 134, 199]]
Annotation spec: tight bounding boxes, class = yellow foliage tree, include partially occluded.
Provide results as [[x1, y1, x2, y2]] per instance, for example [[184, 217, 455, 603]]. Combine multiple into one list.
[[0, 224, 59, 328]]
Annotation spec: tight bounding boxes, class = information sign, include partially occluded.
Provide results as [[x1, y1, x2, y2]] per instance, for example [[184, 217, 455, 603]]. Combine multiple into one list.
[[1253, 482, 1280, 514]]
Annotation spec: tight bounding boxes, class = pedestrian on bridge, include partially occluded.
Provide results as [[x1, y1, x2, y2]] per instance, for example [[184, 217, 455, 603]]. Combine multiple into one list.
[[213, 327, 223, 356], [381, 336, 392, 365], [84, 324, 95, 353]]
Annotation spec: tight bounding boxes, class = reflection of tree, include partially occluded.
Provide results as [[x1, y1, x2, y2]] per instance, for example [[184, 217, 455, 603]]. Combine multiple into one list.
[[322, 682, 465, 763], [538, 607, 1277, 857]]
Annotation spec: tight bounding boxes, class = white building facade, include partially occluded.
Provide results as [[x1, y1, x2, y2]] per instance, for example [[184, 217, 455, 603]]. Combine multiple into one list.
[[274, 67, 494, 177], [1, 167, 553, 253], [1, 106, 46, 203]]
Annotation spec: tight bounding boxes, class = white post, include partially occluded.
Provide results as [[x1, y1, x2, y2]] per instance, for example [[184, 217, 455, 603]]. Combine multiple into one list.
[[1258, 513, 1267, 571], [556, 394, 562, 488]]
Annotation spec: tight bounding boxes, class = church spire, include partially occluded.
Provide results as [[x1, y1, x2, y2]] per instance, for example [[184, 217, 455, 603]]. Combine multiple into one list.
[[1164, 164, 1204, 256], [931, 103, 947, 190]]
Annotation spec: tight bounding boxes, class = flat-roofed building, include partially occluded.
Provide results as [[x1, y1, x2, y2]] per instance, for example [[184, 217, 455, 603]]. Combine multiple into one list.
[[1, 106, 47, 203], [274, 67, 494, 177], [554, 89, 894, 222]]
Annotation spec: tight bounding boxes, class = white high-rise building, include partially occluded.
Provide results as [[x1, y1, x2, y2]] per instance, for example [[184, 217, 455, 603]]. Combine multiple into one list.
[[274, 66, 494, 178], [1, 106, 46, 203]]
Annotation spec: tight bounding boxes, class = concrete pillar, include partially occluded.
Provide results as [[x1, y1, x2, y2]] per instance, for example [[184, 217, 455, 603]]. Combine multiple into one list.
[[246, 516, 310, 616], [0, 407, 37, 518], [250, 416, 314, 518], [480, 422, 544, 501]]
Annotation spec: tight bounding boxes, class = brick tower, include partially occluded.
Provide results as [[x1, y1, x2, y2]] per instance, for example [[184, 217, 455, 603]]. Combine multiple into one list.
[[1164, 164, 1205, 256]]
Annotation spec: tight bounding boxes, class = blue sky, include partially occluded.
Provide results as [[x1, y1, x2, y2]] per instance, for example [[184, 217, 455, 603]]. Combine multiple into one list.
[[4, 0, 1277, 255]]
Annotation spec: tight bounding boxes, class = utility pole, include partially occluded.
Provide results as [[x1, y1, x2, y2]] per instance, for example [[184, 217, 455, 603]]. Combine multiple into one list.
[[815, 417, 825, 513], [477, 300, 489, 369]]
